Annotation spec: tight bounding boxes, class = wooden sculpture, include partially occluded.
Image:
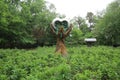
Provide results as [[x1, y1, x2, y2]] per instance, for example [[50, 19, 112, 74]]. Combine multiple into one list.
[[50, 18, 73, 56]]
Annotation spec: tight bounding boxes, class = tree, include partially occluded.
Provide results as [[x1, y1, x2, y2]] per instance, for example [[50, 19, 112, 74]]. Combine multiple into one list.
[[0, 0, 33, 48], [31, 1, 57, 46], [0, 0, 57, 48], [94, 0, 120, 45], [67, 27, 84, 45], [86, 12, 94, 30], [71, 16, 90, 35], [72, 16, 85, 29]]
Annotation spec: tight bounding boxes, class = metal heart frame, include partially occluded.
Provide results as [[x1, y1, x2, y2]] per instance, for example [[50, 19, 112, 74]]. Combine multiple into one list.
[[52, 18, 70, 30]]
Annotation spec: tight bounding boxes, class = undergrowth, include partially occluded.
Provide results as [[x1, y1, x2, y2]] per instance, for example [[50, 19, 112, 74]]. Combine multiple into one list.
[[0, 46, 120, 80]]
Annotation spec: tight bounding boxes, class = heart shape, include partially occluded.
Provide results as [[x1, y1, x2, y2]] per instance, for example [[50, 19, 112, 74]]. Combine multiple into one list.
[[52, 18, 70, 30]]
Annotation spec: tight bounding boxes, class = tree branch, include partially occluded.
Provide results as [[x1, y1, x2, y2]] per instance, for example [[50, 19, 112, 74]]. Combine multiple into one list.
[[64, 24, 73, 37], [50, 24, 56, 35]]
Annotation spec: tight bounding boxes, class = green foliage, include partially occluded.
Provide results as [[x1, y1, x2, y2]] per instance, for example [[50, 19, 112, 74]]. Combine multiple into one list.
[[0, 0, 56, 48], [94, 0, 120, 45], [79, 23, 90, 34], [0, 46, 120, 80], [86, 12, 95, 30], [1, 0, 120, 48], [72, 16, 85, 29], [68, 16, 94, 46], [86, 12, 94, 24], [66, 27, 94, 45], [66, 28, 84, 45]]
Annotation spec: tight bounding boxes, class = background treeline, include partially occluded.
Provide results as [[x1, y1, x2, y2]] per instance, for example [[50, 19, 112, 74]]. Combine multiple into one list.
[[0, 0, 56, 48], [67, 0, 120, 47], [0, 0, 120, 48]]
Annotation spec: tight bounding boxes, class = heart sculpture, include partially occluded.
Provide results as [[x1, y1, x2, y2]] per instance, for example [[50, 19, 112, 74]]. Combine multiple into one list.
[[51, 18, 72, 56], [52, 18, 70, 32]]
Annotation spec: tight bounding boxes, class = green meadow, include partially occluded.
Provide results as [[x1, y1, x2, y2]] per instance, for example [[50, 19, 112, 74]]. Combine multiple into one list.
[[0, 46, 120, 80]]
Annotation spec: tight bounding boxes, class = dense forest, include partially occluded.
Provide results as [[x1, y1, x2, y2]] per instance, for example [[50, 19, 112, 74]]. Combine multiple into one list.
[[0, 0, 56, 48], [0, 0, 120, 48]]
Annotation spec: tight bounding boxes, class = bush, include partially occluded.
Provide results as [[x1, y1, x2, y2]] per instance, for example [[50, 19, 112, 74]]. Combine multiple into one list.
[[0, 46, 120, 80]]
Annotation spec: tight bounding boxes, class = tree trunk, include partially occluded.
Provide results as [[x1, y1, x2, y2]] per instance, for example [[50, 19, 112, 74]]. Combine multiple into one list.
[[55, 38, 67, 56]]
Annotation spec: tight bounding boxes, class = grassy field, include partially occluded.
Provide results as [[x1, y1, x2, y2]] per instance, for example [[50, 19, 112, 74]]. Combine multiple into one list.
[[0, 46, 120, 80]]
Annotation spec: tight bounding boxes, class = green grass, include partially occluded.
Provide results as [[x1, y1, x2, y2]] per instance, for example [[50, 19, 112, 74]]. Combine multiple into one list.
[[0, 46, 120, 80]]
